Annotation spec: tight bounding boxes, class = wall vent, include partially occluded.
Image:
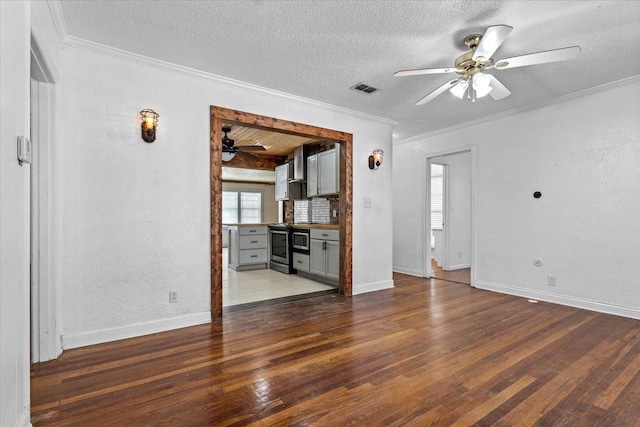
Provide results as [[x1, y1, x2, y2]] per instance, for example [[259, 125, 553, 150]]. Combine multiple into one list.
[[350, 82, 379, 94]]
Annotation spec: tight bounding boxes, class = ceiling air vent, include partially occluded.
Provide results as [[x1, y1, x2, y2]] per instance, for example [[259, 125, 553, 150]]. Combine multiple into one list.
[[350, 82, 379, 94]]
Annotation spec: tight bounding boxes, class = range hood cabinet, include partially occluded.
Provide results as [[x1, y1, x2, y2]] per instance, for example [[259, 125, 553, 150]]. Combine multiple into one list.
[[290, 145, 307, 182]]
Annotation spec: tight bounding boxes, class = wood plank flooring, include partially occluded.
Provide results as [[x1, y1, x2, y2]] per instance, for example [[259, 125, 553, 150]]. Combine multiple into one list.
[[432, 258, 471, 285], [31, 273, 640, 426]]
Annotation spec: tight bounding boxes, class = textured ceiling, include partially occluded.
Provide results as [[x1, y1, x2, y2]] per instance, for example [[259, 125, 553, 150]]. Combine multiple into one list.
[[58, 0, 640, 141]]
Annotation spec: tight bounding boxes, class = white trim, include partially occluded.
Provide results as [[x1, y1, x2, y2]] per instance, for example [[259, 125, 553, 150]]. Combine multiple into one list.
[[396, 74, 640, 146], [59, 35, 397, 127], [18, 408, 32, 427], [30, 19, 59, 83], [448, 263, 471, 270], [46, 0, 69, 43], [61, 312, 212, 350], [475, 280, 640, 320], [353, 280, 394, 295], [392, 266, 423, 277]]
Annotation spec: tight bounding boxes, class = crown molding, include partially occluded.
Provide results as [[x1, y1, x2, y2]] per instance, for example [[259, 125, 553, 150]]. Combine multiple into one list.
[[396, 74, 640, 146], [47, 0, 70, 43], [60, 34, 397, 127]]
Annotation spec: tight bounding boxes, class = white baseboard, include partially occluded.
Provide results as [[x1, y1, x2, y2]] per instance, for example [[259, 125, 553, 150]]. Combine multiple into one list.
[[448, 263, 471, 270], [19, 408, 32, 427], [62, 312, 211, 350], [353, 279, 394, 295], [392, 266, 423, 277], [475, 280, 640, 320]]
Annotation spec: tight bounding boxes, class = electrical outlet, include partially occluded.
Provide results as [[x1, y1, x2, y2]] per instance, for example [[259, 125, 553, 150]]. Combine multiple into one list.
[[458, 251, 462, 259], [332, 209, 337, 217], [169, 290, 178, 303], [547, 276, 556, 286], [364, 197, 372, 208]]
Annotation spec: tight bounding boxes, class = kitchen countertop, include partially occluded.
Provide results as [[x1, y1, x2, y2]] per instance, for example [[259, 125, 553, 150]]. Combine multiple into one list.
[[290, 224, 339, 230]]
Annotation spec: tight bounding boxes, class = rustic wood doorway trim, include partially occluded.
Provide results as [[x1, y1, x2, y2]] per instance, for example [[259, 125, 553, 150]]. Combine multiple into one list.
[[210, 106, 353, 319]]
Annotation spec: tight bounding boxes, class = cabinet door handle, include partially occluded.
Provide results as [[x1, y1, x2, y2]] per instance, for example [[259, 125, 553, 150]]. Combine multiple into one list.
[[323, 241, 326, 250], [297, 260, 302, 264], [249, 230, 256, 233], [250, 240, 258, 243], [250, 255, 258, 258], [321, 233, 328, 237]]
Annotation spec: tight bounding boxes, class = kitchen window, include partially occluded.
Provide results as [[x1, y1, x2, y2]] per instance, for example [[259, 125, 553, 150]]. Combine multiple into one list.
[[222, 190, 263, 224]]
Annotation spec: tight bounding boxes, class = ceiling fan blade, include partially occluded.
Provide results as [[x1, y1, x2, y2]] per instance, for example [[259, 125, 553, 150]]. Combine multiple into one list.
[[472, 25, 513, 61], [494, 46, 581, 70], [237, 146, 266, 152], [394, 67, 456, 77], [415, 79, 460, 106], [486, 74, 511, 100]]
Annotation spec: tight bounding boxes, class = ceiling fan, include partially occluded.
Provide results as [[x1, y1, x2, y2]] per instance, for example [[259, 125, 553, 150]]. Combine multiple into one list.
[[221, 126, 266, 161], [394, 25, 581, 105]]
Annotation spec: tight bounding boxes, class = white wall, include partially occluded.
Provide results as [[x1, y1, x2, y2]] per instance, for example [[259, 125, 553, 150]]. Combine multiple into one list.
[[432, 151, 471, 270], [222, 182, 278, 223], [58, 42, 394, 348], [394, 78, 640, 319], [1, 2, 32, 426]]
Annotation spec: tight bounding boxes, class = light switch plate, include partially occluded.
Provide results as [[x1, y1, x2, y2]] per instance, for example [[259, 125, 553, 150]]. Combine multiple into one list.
[[17, 136, 32, 165]]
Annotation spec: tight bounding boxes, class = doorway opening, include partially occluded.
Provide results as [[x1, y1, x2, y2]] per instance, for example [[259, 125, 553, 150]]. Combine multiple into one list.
[[30, 30, 61, 362], [210, 106, 353, 319], [425, 149, 474, 285]]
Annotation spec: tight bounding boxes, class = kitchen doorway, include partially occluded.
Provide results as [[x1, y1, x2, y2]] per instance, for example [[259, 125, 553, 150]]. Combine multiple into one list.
[[425, 149, 474, 285], [210, 106, 353, 319]]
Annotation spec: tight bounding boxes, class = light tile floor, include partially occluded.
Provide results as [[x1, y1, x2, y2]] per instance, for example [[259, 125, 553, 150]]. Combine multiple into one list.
[[222, 248, 336, 307]]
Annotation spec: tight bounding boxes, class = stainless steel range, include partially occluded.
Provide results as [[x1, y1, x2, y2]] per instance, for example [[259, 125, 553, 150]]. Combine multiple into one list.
[[268, 223, 294, 274]]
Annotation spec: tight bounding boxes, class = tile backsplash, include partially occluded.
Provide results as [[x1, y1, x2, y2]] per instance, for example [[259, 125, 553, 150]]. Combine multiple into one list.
[[292, 197, 338, 224]]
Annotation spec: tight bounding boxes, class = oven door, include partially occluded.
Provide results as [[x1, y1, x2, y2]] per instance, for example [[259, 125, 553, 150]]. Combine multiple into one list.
[[291, 231, 309, 252], [269, 229, 289, 265]]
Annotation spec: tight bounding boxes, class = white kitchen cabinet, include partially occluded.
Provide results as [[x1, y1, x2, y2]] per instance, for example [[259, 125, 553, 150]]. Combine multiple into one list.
[[309, 229, 339, 282], [228, 225, 268, 270], [306, 145, 339, 196], [275, 163, 301, 201], [306, 154, 318, 197], [325, 240, 339, 280], [292, 252, 310, 273]]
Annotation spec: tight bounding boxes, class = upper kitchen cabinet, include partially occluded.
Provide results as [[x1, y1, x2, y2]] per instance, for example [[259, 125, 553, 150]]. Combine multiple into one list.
[[275, 163, 302, 201], [307, 145, 340, 196], [306, 154, 318, 197]]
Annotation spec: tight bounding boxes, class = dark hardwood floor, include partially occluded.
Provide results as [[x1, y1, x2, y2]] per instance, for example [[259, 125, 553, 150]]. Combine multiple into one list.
[[31, 273, 640, 426], [432, 258, 471, 285]]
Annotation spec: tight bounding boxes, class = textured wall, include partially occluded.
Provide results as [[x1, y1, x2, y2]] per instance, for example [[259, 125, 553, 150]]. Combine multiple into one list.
[[393, 78, 640, 318], [59, 45, 394, 346]]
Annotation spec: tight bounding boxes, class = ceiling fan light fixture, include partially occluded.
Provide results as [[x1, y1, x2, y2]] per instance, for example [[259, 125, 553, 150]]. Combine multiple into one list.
[[472, 73, 493, 98], [450, 80, 469, 99], [222, 151, 236, 162]]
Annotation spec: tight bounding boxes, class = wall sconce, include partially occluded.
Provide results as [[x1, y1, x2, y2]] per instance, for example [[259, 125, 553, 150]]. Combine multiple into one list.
[[368, 149, 384, 170], [140, 109, 159, 143]]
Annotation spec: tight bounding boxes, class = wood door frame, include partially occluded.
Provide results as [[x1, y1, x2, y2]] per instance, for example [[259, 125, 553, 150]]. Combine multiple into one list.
[[210, 106, 353, 319]]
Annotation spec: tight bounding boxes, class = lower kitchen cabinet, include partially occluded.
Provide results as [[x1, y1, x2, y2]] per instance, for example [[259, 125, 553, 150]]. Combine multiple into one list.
[[228, 225, 268, 271], [292, 252, 310, 273], [309, 229, 339, 282]]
